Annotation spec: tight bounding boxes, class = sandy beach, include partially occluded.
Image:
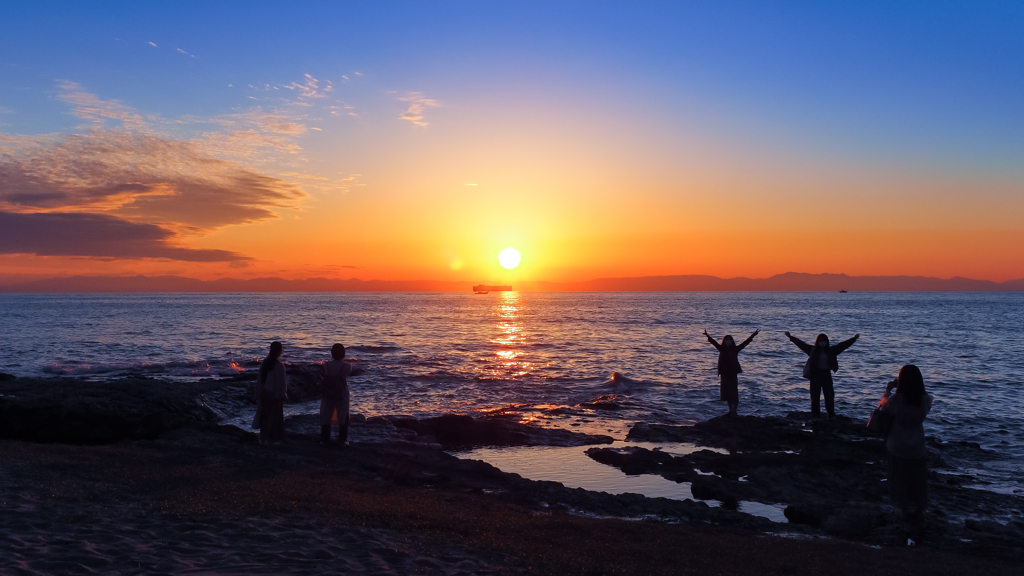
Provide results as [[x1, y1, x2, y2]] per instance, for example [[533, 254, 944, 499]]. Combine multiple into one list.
[[1, 376, 1022, 575]]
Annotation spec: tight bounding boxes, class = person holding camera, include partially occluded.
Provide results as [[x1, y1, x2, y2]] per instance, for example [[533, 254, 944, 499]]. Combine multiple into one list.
[[877, 364, 933, 520]]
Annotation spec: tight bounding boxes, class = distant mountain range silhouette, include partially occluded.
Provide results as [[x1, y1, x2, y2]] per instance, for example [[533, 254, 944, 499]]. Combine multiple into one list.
[[1, 272, 1023, 293]]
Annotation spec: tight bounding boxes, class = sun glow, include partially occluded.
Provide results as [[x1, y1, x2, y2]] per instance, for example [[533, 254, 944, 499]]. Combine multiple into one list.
[[498, 247, 521, 270]]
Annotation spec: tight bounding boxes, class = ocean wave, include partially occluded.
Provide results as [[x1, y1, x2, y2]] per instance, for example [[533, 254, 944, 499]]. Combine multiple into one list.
[[39, 358, 252, 378], [348, 345, 403, 354]]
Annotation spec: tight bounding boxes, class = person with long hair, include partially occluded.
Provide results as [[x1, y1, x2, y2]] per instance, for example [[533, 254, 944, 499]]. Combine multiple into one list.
[[878, 364, 933, 520], [254, 341, 287, 445], [703, 328, 759, 417], [784, 331, 859, 418]]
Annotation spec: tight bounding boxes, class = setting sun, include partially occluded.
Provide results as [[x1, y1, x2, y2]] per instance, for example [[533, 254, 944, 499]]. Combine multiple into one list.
[[498, 248, 521, 270]]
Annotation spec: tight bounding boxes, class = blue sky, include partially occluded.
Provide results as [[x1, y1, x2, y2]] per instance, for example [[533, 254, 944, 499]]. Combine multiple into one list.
[[1, 1, 1022, 282], [4, 1, 1021, 159]]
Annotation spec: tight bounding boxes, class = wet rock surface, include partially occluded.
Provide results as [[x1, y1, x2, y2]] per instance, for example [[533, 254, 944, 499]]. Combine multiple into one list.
[[591, 413, 1024, 549], [386, 414, 614, 448], [284, 412, 614, 448]]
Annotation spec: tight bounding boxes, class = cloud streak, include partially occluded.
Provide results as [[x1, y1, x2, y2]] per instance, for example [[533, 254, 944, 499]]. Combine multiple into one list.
[[0, 130, 305, 230], [0, 212, 248, 261]]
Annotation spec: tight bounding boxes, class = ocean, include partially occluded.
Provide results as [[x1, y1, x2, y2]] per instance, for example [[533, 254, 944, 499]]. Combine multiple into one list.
[[2, 291, 1021, 494]]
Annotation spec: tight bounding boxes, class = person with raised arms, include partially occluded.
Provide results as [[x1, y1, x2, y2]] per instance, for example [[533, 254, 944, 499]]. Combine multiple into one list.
[[784, 331, 859, 419], [703, 328, 760, 417]]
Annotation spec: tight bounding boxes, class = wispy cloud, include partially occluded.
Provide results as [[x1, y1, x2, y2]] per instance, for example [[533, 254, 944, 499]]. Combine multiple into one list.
[[0, 82, 312, 261], [58, 81, 149, 132], [396, 92, 440, 127], [279, 171, 363, 195], [284, 74, 327, 99], [148, 41, 157, 47], [212, 108, 307, 135]]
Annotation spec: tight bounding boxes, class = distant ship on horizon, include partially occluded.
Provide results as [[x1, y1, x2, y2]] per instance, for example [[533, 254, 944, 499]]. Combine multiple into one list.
[[473, 284, 512, 294]]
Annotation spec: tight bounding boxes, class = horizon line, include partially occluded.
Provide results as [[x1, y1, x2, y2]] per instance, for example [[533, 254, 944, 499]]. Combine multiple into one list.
[[1, 271, 1023, 293]]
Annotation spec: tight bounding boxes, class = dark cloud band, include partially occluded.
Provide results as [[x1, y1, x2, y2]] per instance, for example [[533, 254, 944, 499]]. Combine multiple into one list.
[[0, 212, 249, 262]]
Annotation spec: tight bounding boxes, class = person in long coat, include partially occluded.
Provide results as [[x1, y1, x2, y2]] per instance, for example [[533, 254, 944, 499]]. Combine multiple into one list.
[[254, 341, 288, 445]]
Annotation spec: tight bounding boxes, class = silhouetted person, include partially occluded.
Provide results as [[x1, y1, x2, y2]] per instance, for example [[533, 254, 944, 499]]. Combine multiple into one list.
[[878, 365, 932, 521], [320, 343, 361, 446], [703, 329, 759, 417], [255, 341, 287, 445], [784, 331, 859, 418]]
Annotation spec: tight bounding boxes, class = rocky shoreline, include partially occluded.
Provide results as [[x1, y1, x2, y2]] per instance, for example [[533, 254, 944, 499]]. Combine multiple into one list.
[[593, 415, 1024, 546], [1, 374, 1022, 573]]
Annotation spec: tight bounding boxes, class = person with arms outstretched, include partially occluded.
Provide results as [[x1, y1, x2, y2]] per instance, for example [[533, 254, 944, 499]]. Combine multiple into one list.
[[703, 328, 759, 417], [784, 331, 859, 418]]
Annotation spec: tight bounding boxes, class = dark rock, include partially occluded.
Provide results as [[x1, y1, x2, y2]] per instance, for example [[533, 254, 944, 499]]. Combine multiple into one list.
[[586, 446, 684, 477], [784, 502, 834, 527], [820, 506, 887, 538], [626, 413, 873, 454], [277, 362, 324, 402], [388, 414, 613, 448], [0, 373, 15, 382], [690, 476, 739, 509], [0, 377, 227, 444], [965, 518, 1024, 541]]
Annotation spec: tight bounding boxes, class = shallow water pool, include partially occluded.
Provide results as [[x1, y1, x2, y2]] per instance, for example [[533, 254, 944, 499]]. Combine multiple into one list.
[[456, 441, 789, 523]]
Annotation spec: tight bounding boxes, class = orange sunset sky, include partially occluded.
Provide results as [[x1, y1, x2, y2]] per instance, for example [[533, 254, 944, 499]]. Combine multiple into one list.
[[1, 3, 1022, 285]]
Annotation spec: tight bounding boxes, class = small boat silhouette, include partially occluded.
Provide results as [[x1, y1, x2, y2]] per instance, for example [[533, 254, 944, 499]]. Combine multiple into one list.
[[838, 289, 848, 293], [473, 284, 512, 293]]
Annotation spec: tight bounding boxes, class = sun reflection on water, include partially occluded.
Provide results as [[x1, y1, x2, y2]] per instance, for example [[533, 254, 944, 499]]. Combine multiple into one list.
[[485, 291, 532, 379]]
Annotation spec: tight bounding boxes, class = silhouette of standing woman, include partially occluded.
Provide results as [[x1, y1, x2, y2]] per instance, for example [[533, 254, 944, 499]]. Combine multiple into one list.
[[878, 364, 933, 521], [784, 331, 859, 418], [255, 341, 288, 445], [703, 328, 759, 417], [320, 343, 360, 447]]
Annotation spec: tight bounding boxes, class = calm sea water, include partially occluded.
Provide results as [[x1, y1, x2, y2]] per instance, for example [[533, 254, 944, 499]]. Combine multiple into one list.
[[1, 292, 1021, 491]]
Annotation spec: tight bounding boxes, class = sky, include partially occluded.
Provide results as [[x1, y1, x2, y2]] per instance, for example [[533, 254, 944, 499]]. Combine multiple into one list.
[[1, 1, 1022, 285]]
